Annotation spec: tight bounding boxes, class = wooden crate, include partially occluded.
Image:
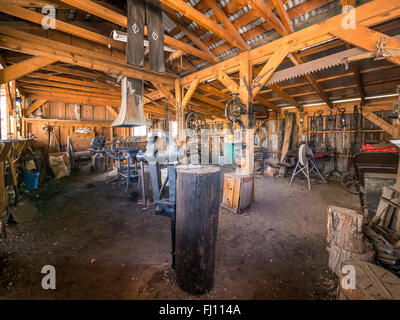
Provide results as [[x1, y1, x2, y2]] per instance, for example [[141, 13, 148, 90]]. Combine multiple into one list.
[[221, 172, 254, 214]]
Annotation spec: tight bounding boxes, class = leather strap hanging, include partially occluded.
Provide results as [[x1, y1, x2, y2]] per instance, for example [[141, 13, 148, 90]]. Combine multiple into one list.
[[127, 0, 145, 67], [146, 0, 165, 73]]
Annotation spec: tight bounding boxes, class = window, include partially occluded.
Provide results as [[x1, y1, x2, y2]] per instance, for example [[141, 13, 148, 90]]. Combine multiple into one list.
[[134, 125, 147, 137], [169, 121, 177, 139]]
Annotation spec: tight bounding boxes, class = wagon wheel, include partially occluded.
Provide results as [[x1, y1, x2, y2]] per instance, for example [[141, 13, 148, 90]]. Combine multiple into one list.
[[225, 94, 244, 124], [340, 171, 359, 194], [186, 111, 206, 131]]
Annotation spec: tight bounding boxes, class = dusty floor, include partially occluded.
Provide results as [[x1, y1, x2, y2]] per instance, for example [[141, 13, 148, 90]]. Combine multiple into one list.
[[0, 168, 359, 299]]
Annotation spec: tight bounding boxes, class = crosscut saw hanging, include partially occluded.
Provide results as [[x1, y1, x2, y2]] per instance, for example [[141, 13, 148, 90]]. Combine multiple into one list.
[[267, 34, 400, 86]]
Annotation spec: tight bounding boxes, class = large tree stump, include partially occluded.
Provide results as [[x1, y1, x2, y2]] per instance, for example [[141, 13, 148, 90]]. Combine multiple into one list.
[[328, 243, 375, 276], [175, 165, 221, 295], [327, 206, 375, 275]]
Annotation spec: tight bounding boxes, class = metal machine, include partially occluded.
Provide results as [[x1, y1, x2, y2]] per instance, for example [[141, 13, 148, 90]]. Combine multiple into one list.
[[137, 130, 185, 269], [90, 136, 144, 192]]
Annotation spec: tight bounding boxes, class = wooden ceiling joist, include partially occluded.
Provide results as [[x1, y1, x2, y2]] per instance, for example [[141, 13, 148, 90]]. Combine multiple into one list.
[[0, 56, 56, 84], [203, 0, 250, 51], [160, 0, 249, 51], [182, 79, 200, 108], [0, 26, 176, 85], [247, 0, 287, 37], [24, 99, 47, 116], [163, 9, 220, 64], [180, 0, 400, 87], [269, 84, 303, 111], [271, 0, 294, 34], [331, 25, 400, 66], [17, 78, 120, 96], [27, 72, 119, 90], [57, 0, 214, 62], [0, 1, 125, 52], [252, 45, 290, 98], [217, 71, 240, 94]]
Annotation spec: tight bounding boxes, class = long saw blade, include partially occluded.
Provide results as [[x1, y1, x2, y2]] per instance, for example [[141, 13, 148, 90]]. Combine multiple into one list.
[[267, 34, 400, 85]]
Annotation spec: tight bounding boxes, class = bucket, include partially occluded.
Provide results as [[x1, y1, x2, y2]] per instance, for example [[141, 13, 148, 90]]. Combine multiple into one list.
[[23, 171, 40, 191]]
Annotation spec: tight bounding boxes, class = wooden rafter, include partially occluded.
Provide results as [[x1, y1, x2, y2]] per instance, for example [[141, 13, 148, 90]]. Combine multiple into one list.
[[181, 0, 400, 87], [152, 82, 177, 107], [269, 84, 303, 111], [271, 0, 294, 34], [288, 53, 334, 109], [57, 0, 214, 62], [217, 70, 240, 94], [0, 26, 176, 85], [18, 78, 120, 97], [252, 45, 290, 98], [0, 56, 56, 84], [24, 99, 47, 116], [331, 25, 400, 66], [0, 1, 125, 52], [247, 0, 287, 37], [160, 0, 249, 51], [362, 111, 395, 135], [27, 72, 119, 90], [163, 8, 220, 64], [203, 0, 250, 51], [182, 79, 200, 108]]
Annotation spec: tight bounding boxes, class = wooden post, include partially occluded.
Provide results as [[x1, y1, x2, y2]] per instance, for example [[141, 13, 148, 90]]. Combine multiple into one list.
[[175, 78, 184, 143], [175, 166, 221, 295], [239, 52, 254, 176]]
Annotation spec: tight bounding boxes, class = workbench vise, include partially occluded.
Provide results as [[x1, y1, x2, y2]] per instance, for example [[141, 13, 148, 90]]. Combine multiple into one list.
[[137, 130, 185, 269]]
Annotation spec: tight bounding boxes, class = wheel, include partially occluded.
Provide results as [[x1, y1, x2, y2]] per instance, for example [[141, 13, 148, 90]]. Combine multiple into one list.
[[340, 171, 359, 194]]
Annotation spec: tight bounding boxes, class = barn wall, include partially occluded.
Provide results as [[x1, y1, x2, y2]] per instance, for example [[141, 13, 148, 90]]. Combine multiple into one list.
[[24, 101, 132, 155], [257, 110, 393, 175]]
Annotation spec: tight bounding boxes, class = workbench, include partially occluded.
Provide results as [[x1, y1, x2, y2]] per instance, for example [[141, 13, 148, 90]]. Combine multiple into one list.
[[0, 138, 34, 227]]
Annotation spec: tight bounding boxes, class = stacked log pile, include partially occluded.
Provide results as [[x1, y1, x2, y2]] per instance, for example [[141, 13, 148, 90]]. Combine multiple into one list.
[[327, 206, 375, 276]]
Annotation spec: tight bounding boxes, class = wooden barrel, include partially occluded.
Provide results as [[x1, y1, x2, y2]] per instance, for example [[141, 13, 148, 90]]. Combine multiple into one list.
[[175, 165, 221, 295]]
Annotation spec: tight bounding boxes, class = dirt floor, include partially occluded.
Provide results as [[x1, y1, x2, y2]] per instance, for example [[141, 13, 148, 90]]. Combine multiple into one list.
[[0, 167, 360, 299]]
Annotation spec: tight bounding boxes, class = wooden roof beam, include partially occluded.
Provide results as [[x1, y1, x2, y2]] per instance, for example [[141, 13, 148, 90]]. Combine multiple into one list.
[[217, 70, 240, 94], [163, 9, 220, 64], [331, 25, 400, 66], [57, 0, 214, 63], [252, 45, 290, 97], [203, 0, 250, 51], [269, 84, 303, 111], [160, 0, 249, 51], [27, 72, 119, 90], [248, 0, 287, 37], [0, 56, 56, 84], [151, 82, 177, 108], [182, 79, 200, 108], [180, 0, 400, 86], [0, 26, 176, 85], [24, 99, 47, 116], [0, 1, 125, 52], [271, 0, 294, 34], [17, 78, 120, 96]]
